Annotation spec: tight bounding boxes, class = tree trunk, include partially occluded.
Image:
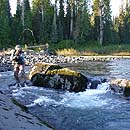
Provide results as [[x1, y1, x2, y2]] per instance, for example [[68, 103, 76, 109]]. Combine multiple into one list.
[[41, 1, 44, 27], [22, 1, 25, 43], [53, 1, 57, 36], [70, 0, 74, 39], [99, 1, 103, 45], [41, 1, 44, 42], [51, 0, 57, 42]]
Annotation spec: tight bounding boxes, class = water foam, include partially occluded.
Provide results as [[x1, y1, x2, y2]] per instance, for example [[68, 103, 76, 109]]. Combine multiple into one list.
[[59, 90, 109, 109], [27, 96, 58, 107], [97, 82, 110, 90], [12, 82, 125, 110], [24, 85, 110, 109]]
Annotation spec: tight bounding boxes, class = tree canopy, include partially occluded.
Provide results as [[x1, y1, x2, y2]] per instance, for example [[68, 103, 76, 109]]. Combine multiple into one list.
[[0, 0, 130, 49]]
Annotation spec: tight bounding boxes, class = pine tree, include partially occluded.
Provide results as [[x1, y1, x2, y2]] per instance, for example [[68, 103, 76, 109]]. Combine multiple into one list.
[[65, 0, 71, 39], [111, 16, 120, 44], [57, 0, 64, 40], [118, 3, 126, 43], [123, 0, 130, 43], [51, 0, 58, 43], [69, 0, 75, 39], [102, 0, 113, 44], [92, 0, 112, 45], [21, 0, 33, 45], [11, 0, 23, 44], [74, 0, 90, 43], [91, 0, 100, 41], [0, 0, 12, 48], [32, 0, 53, 43]]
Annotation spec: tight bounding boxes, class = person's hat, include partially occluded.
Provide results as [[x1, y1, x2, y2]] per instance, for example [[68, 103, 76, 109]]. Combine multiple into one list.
[[15, 45, 21, 50]]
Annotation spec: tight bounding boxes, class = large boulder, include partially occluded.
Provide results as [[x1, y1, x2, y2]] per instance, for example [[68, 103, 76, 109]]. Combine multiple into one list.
[[110, 78, 130, 96], [28, 63, 88, 92]]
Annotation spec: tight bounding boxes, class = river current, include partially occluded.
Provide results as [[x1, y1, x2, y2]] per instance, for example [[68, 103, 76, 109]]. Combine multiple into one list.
[[0, 59, 130, 130]]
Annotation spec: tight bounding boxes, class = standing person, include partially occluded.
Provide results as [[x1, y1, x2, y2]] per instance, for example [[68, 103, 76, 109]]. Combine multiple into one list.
[[10, 45, 26, 86]]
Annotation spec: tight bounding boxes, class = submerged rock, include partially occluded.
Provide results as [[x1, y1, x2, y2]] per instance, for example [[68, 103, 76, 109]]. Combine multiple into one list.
[[28, 63, 88, 92], [89, 80, 101, 89], [110, 78, 130, 96]]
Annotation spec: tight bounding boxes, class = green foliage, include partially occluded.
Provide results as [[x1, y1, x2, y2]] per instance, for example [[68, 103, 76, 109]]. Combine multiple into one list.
[[0, 0, 11, 48], [11, 0, 22, 44], [0, 0, 130, 51], [91, 0, 100, 41], [49, 40, 130, 56], [49, 40, 77, 52], [116, 1, 130, 44], [22, 0, 33, 45], [103, 0, 113, 44], [92, 0, 113, 44], [32, 0, 53, 43], [74, 0, 91, 42]]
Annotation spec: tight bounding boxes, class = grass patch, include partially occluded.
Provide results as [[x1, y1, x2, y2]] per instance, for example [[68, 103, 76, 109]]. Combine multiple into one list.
[[49, 41, 130, 56], [2, 41, 130, 56], [56, 48, 79, 56]]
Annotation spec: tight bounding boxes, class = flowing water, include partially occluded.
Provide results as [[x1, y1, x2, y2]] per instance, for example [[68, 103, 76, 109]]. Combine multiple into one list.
[[1, 59, 130, 130]]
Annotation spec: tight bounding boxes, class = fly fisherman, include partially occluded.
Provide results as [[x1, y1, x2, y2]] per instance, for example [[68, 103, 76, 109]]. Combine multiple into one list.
[[10, 45, 26, 86]]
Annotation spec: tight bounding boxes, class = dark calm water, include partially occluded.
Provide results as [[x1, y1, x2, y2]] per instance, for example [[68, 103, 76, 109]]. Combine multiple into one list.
[[1, 59, 130, 130]]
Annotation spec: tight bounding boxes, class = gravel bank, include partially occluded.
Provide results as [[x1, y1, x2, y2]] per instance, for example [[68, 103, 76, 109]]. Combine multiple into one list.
[[1, 50, 130, 72]]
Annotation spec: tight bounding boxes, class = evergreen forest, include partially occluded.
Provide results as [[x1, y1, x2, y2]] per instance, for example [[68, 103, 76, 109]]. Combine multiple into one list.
[[0, 0, 130, 53]]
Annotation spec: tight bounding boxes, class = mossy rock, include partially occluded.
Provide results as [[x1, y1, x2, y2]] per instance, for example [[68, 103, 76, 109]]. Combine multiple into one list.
[[110, 79, 130, 97], [28, 62, 62, 80], [124, 87, 130, 97], [29, 63, 88, 92]]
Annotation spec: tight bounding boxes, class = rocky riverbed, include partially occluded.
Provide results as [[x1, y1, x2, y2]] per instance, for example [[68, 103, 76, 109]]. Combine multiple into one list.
[[1, 50, 130, 72]]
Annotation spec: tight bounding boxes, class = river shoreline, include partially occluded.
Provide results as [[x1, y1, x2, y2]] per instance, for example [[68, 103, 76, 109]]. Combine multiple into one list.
[[1, 50, 130, 72]]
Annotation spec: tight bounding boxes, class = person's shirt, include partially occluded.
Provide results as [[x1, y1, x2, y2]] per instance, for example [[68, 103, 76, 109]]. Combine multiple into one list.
[[10, 49, 25, 65]]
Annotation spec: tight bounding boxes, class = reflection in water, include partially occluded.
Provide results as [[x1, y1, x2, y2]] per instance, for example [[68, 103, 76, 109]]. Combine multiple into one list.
[[61, 61, 111, 79], [61, 59, 130, 80], [107, 59, 130, 79]]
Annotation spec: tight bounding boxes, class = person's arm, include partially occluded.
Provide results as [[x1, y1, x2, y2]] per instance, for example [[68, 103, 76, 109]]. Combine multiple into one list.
[[10, 50, 15, 61], [10, 50, 18, 62]]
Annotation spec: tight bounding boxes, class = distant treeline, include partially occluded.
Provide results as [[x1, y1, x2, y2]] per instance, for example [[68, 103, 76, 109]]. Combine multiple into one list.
[[0, 0, 130, 49]]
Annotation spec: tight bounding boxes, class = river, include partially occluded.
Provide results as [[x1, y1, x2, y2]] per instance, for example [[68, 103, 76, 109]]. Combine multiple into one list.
[[0, 59, 130, 130]]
